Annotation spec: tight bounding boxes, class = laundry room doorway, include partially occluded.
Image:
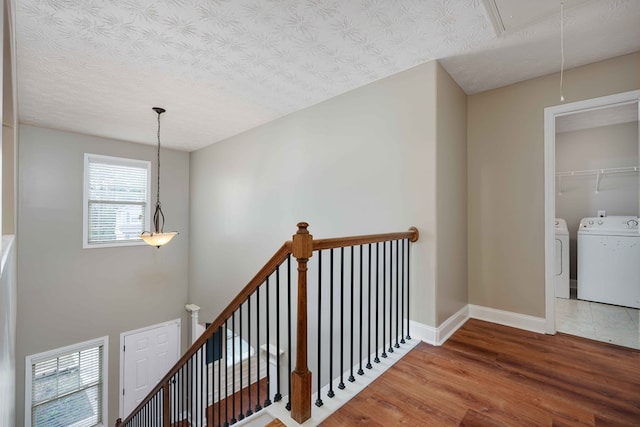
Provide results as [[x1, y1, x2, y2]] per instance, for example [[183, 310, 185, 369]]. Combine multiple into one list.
[[544, 90, 639, 349]]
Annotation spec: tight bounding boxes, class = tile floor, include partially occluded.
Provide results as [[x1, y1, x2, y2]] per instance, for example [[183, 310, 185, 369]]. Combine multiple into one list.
[[556, 290, 639, 350]]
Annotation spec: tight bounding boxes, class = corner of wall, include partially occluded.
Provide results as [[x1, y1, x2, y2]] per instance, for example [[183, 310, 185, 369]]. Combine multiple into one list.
[[433, 62, 469, 325]]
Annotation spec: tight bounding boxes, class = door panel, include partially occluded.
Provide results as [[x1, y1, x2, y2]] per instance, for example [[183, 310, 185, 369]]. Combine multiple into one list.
[[122, 321, 180, 418]]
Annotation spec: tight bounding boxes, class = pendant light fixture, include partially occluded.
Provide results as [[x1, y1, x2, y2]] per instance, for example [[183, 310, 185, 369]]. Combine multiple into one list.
[[140, 107, 178, 248]]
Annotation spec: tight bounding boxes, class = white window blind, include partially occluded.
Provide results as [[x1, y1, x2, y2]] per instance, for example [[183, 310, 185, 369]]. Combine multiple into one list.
[[26, 337, 108, 427], [84, 154, 150, 248]]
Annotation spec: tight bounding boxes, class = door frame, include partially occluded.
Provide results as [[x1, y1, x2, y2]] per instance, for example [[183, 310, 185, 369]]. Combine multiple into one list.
[[119, 318, 181, 419], [543, 89, 640, 334]]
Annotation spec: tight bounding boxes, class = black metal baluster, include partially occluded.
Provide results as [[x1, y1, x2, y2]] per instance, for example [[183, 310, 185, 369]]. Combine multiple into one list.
[[338, 247, 345, 390], [188, 357, 192, 425], [381, 241, 387, 359], [328, 248, 335, 398], [171, 371, 175, 426], [195, 346, 204, 425], [358, 245, 364, 375], [239, 302, 244, 421], [407, 240, 411, 341], [265, 276, 272, 408], [218, 326, 222, 427], [232, 311, 237, 423], [348, 246, 355, 383], [316, 250, 324, 407], [171, 373, 175, 426], [174, 368, 178, 426], [246, 293, 252, 417], [366, 244, 372, 370], [201, 346, 205, 427], [286, 254, 292, 411], [374, 242, 380, 364], [224, 319, 229, 426], [388, 240, 394, 354], [274, 266, 282, 403], [204, 347, 207, 427], [255, 285, 262, 413], [401, 239, 406, 344], [395, 240, 400, 349]]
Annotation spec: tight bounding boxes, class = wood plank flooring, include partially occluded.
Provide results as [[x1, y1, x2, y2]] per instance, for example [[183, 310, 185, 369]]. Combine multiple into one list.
[[206, 378, 269, 426], [320, 319, 640, 426]]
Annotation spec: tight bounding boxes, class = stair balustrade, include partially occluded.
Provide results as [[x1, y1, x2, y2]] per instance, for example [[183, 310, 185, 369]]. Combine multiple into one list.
[[116, 222, 418, 426]]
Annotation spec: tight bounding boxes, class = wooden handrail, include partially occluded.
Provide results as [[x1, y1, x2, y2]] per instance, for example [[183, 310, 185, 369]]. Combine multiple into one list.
[[118, 223, 419, 426], [313, 227, 419, 251]]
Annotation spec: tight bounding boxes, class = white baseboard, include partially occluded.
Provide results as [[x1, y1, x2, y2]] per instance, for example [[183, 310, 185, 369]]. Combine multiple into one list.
[[436, 305, 469, 344], [409, 305, 469, 346], [468, 304, 546, 334], [410, 304, 546, 346], [409, 320, 436, 345]]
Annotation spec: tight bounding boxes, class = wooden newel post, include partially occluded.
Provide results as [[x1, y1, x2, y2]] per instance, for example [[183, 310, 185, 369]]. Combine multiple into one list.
[[291, 222, 313, 423]]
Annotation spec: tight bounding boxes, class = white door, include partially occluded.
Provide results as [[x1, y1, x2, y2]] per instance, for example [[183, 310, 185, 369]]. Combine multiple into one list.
[[121, 320, 181, 418]]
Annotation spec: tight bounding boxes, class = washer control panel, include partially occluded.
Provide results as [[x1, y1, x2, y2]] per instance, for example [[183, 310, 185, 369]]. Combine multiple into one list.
[[579, 216, 639, 231]]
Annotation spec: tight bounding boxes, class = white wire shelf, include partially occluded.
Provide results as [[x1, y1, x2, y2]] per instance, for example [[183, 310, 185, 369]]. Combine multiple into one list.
[[556, 166, 639, 194]]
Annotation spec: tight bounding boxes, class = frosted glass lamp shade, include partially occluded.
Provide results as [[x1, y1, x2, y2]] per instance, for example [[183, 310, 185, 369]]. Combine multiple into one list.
[[140, 231, 178, 248]]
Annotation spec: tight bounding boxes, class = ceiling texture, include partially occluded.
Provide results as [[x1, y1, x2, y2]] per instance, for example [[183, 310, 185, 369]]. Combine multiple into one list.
[[15, 0, 640, 151]]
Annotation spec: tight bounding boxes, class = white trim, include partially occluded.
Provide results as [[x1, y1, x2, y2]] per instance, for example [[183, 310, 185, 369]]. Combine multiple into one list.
[[409, 305, 469, 346], [543, 90, 640, 334], [25, 336, 109, 427], [435, 305, 469, 345], [408, 320, 436, 345], [83, 153, 151, 249], [468, 304, 546, 334], [119, 318, 181, 419]]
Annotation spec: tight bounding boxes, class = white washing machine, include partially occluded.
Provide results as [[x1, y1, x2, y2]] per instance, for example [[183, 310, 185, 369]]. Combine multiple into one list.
[[578, 216, 640, 309], [555, 218, 570, 298]]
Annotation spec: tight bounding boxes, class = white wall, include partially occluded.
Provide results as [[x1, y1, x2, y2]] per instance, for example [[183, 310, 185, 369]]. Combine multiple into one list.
[[16, 125, 190, 426], [556, 121, 639, 280], [190, 61, 441, 327]]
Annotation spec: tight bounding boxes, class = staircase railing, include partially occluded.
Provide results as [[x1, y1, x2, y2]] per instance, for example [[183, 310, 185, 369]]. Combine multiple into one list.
[[116, 222, 418, 426]]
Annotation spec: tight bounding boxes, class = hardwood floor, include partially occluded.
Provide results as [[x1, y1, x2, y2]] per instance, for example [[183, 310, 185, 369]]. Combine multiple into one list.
[[320, 319, 640, 426], [206, 378, 269, 426]]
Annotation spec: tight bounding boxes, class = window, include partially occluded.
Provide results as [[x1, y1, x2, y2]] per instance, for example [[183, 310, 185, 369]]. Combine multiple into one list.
[[25, 336, 108, 427], [83, 154, 150, 248]]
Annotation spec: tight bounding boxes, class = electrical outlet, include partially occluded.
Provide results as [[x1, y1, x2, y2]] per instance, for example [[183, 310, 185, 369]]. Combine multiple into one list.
[[597, 210, 606, 218]]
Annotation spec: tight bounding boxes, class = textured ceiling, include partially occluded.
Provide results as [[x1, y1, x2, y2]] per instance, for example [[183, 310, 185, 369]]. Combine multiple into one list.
[[16, 0, 640, 151]]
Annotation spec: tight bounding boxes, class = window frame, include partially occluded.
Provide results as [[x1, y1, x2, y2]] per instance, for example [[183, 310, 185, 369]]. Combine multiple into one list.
[[83, 153, 151, 249], [25, 336, 109, 427]]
